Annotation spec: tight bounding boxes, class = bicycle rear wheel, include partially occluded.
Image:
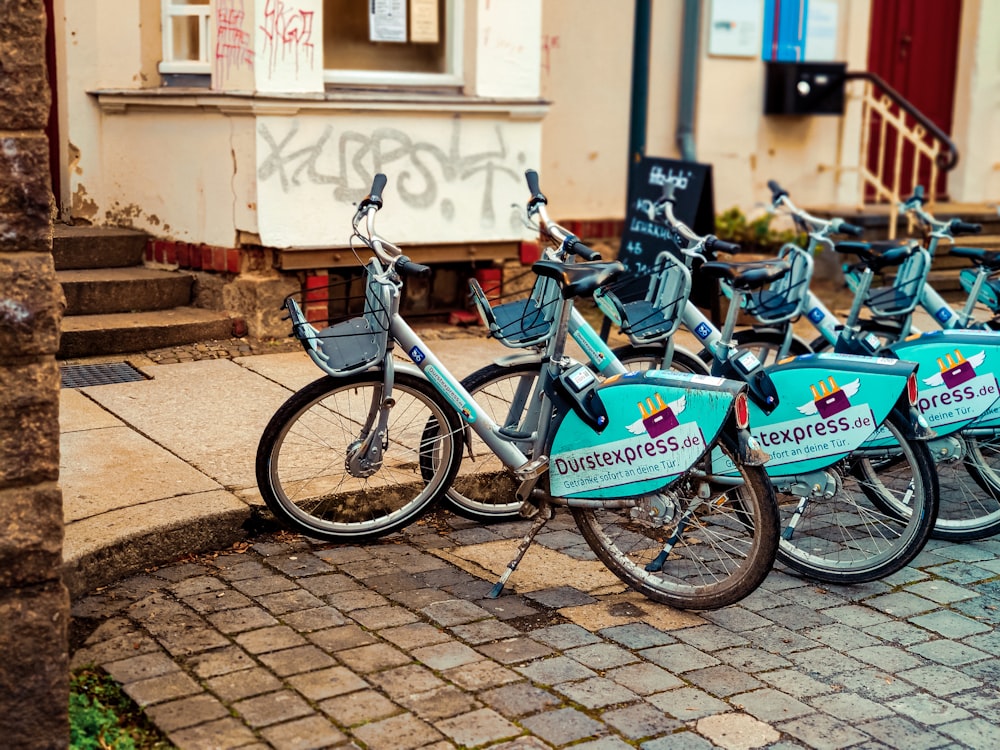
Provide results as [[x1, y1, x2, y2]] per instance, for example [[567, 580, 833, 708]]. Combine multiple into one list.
[[256, 372, 463, 543], [775, 410, 938, 583], [926, 432, 1000, 541]]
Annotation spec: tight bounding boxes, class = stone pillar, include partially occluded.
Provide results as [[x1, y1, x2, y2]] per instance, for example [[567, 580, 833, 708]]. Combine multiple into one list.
[[0, 1, 70, 748]]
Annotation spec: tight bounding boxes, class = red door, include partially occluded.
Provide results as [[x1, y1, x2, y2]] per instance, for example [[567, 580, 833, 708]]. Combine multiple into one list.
[[866, 0, 962, 199]]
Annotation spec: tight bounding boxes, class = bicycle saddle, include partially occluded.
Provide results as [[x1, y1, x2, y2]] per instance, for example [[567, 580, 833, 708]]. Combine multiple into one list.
[[834, 240, 917, 271], [950, 246, 1000, 270], [698, 259, 790, 290], [532, 259, 625, 299]]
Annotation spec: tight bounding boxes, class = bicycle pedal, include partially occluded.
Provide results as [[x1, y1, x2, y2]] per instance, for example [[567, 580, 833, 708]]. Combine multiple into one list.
[[514, 455, 549, 482]]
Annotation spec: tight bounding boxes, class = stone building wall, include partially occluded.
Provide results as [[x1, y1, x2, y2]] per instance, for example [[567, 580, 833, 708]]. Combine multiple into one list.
[[0, 1, 70, 747]]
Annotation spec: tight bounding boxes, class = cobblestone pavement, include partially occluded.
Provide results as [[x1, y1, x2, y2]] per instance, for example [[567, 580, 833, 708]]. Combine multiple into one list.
[[71, 506, 1000, 750]]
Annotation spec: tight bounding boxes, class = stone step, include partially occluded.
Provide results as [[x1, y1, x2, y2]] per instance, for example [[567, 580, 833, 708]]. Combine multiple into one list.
[[59, 267, 195, 316], [52, 224, 148, 270], [58, 308, 236, 359]]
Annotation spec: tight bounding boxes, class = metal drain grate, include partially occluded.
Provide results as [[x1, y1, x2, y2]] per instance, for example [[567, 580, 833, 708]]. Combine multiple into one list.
[[60, 362, 149, 388]]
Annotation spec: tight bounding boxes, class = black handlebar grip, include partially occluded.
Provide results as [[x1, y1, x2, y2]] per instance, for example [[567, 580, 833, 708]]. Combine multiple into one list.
[[838, 222, 864, 237], [659, 181, 678, 203], [395, 256, 431, 277], [767, 180, 788, 201], [362, 173, 388, 209], [951, 219, 982, 236], [524, 169, 547, 206], [706, 236, 742, 254], [566, 237, 601, 261]]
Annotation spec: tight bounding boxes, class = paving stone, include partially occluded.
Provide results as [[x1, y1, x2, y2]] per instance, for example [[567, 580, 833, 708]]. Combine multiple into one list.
[[524, 586, 597, 608], [909, 610, 993, 639], [779, 712, 871, 750], [572, 737, 634, 750], [259, 714, 347, 750], [259, 588, 333, 615], [952, 595, 1000, 625], [865, 591, 939, 617], [306, 623, 378, 653], [786, 647, 865, 677], [715, 646, 791, 673], [863, 620, 935, 647], [435, 707, 521, 747], [422, 598, 494, 626], [854, 716, 949, 750], [167, 716, 259, 750], [450, 619, 521, 645], [520, 706, 604, 746], [557, 676, 638, 709], [323, 589, 391, 613], [156, 625, 232, 657], [145, 693, 230, 732], [380, 621, 452, 649], [602, 701, 682, 740], [370, 664, 446, 699], [231, 574, 301, 597], [352, 604, 422, 631], [923, 562, 996, 585], [640, 730, 715, 750], [821, 604, 893, 629], [742, 625, 818, 653], [531, 622, 603, 649], [804, 623, 881, 651], [600, 623, 676, 649], [350, 712, 444, 750], [476, 595, 541, 621], [756, 668, 834, 699], [277, 607, 346, 633], [412, 640, 483, 670], [124, 671, 204, 708], [605, 661, 684, 695], [731, 686, 814, 724], [646, 686, 730, 721], [809, 691, 892, 722], [103, 651, 181, 684], [959, 656, 1000, 684], [699, 606, 773, 632], [186, 645, 255, 678], [938, 717, 1000, 747], [414, 566, 479, 589], [515, 655, 597, 685], [213, 557, 269, 582], [927, 543, 996, 563], [264, 552, 334, 577], [565, 642, 638, 670], [296, 572, 361, 596], [183, 588, 254, 614], [258, 645, 336, 677], [641, 643, 720, 673], [233, 690, 314, 728], [206, 605, 280, 634], [950, 691, 1000, 723], [684, 665, 763, 698], [285, 665, 368, 702], [696, 711, 780, 750], [169, 575, 227, 598], [907, 638, 991, 666], [849, 644, 925, 672], [153, 562, 212, 583], [336, 642, 411, 673], [319, 688, 401, 726], [758, 603, 835, 630], [477, 637, 555, 665], [205, 667, 284, 702], [479, 682, 562, 718], [673, 624, 750, 652], [963, 630, 1000, 656], [399, 685, 480, 721], [235, 625, 307, 654], [905, 579, 980, 604], [442, 659, 521, 691], [896, 663, 981, 697], [830, 668, 914, 701], [887, 693, 972, 726]]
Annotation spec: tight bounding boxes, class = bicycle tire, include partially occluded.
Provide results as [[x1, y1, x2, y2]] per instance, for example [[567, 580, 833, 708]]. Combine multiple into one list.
[[919, 433, 1000, 541], [443, 362, 549, 522], [776, 409, 938, 583], [730, 328, 815, 367], [572, 439, 779, 610], [609, 345, 711, 374], [256, 372, 464, 543]]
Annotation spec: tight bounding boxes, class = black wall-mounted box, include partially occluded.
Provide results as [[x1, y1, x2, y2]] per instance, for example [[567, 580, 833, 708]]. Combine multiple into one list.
[[764, 61, 846, 115]]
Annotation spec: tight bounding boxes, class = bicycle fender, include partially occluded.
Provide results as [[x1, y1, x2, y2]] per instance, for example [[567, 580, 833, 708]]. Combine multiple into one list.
[[749, 352, 917, 477], [547, 370, 742, 499], [888, 329, 1000, 433]]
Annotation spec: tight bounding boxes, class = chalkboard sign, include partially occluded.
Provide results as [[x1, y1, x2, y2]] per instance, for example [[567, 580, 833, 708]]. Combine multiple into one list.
[[618, 157, 717, 313]]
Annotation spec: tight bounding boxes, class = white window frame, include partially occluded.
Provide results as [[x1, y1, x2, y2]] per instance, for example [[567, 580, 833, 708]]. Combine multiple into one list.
[[160, 0, 212, 75], [323, 0, 463, 87]]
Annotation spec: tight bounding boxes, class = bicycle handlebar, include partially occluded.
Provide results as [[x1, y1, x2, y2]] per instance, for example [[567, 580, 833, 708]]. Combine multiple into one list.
[[767, 180, 789, 202], [525, 171, 603, 261], [951, 219, 982, 236]]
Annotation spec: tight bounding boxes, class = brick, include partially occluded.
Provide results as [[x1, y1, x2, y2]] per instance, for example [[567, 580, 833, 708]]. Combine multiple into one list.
[[205, 667, 283, 702], [520, 707, 603, 746], [233, 690, 313, 728], [436, 708, 520, 747], [235, 625, 307, 654], [227, 247, 241, 273], [479, 682, 561, 718], [124, 670, 203, 707], [175, 241, 190, 267], [0, 484, 62, 586], [167, 716, 259, 750], [258, 644, 337, 677], [855, 716, 947, 750], [336, 642, 411, 673], [319, 688, 400, 726], [684, 665, 763, 698], [399, 685, 478, 721], [287, 665, 368, 702], [602, 702, 682, 740], [646, 687, 729, 721], [412, 640, 482, 670], [605, 662, 684, 695], [145, 693, 230, 732], [476, 637, 555, 665], [187, 645, 255, 679], [557, 676, 638, 708], [888, 693, 972, 725], [515, 655, 596, 685], [200, 244, 213, 270], [207, 605, 280, 634], [351, 712, 444, 750], [441, 660, 520, 691], [731, 687, 813, 723]]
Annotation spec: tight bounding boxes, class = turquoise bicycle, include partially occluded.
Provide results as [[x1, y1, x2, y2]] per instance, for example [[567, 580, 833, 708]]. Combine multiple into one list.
[[256, 173, 778, 610]]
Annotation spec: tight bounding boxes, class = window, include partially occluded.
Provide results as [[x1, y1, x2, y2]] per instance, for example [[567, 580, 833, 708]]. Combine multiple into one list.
[[160, 0, 211, 74], [323, 0, 462, 87]]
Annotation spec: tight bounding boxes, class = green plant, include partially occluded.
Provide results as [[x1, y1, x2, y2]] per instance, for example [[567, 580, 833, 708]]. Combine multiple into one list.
[[715, 207, 806, 252], [70, 667, 174, 750]]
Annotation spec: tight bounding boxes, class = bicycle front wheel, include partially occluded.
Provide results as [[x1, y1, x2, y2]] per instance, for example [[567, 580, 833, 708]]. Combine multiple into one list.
[[572, 441, 779, 610], [775, 410, 938, 583], [256, 372, 463, 543]]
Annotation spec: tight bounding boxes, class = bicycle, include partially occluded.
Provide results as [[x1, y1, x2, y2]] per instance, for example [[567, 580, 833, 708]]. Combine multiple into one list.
[[256, 172, 779, 610], [723, 182, 1000, 541], [457, 174, 938, 585]]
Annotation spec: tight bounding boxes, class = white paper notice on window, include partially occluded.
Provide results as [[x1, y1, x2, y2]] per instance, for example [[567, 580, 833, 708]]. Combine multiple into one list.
[[370, 0, 408, 43], [410, 0, 439, 44]]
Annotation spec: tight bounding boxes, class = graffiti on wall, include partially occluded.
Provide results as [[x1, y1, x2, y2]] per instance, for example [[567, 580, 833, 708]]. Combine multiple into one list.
[[257, 119, 525, 229], [215, 0, 254, 82], [259, 0, 316, 79]]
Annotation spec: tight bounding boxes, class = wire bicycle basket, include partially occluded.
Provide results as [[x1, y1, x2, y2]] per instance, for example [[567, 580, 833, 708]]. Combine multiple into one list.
[[284, 260, 394, 377], [469, 267, 560, 348]]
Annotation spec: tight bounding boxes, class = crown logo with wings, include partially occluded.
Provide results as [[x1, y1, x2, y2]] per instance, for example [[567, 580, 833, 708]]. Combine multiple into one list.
[[922, 349, 984, 388]]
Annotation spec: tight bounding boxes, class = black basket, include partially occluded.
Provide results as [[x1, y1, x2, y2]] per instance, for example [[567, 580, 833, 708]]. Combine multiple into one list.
[[469, 268, 559, 348], [595, 252, 691, 344]]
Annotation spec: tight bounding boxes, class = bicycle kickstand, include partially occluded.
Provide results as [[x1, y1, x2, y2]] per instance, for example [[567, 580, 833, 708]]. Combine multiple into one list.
[[488, 499, 553, 598]]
